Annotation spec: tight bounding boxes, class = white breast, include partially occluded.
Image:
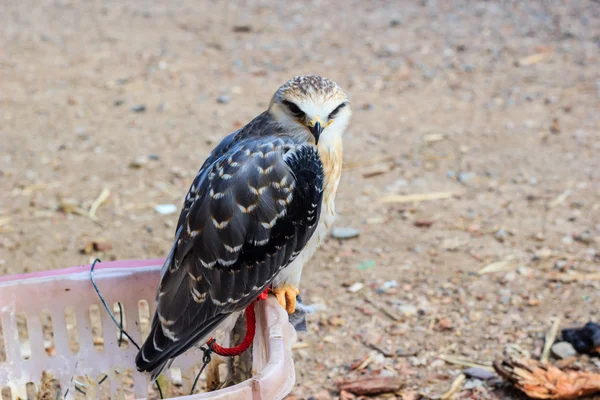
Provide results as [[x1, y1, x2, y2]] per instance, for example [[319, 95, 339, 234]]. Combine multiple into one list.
[[273, 136, 343, 289]]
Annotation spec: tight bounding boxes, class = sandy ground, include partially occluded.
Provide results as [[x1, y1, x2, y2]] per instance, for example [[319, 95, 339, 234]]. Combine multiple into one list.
[[1, 1, 599, 399]]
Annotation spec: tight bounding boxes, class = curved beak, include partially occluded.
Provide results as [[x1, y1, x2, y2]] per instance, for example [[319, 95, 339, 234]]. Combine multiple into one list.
[[309, 120, 324, 144]]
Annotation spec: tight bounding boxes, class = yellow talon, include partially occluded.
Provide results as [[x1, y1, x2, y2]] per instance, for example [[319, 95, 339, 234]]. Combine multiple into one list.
[[271, 284, 300, 314]]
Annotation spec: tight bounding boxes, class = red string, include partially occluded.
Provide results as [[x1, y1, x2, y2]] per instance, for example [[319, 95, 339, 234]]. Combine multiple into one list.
[[206, 286, 270, 357]]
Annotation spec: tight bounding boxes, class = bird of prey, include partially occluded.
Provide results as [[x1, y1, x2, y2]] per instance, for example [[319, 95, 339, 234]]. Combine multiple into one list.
[[135, 75, 351, 379]]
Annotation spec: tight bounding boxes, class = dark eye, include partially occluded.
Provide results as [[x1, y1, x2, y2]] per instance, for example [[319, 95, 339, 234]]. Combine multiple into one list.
[[328, 102, 347, 119], [283, 100, 305, 117]]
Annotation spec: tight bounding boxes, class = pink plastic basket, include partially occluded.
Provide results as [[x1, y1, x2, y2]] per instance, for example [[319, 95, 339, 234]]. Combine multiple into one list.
[[0, 259, 296, 400]]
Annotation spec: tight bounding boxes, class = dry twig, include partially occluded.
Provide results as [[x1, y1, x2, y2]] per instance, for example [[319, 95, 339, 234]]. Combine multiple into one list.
[[439, 354, 494, 371], [477, 256, 518, 275], [89, 188, 110, 220], [441, 374, 465, 400], [541, 317, 561, 364], [363, 296, 401, 322], [379, 192, 459, 204], [338, 376, 402, 396]]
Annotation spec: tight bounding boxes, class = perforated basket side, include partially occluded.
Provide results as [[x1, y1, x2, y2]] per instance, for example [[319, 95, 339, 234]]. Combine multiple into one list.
[[0, 260, 296, 400]]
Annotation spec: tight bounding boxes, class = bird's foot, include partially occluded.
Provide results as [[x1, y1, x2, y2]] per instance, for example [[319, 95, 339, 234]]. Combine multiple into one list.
[[271, 285, 300, 314]]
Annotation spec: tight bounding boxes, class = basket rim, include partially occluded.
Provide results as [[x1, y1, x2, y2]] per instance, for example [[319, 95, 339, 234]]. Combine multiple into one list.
[[0, 258, 166, 284]]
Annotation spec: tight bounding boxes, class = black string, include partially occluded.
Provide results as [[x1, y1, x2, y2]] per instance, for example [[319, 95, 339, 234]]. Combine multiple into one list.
[[190, 343, 214, 395], [90, 258, 164, 399], [117, 302, 124, 346], [74, 386, 86, 395]]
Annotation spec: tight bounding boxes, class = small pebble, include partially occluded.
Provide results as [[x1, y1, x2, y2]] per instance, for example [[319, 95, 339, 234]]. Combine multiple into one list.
[[217, 95, 230, 104], [129, 156, 148, 169], [517, 266, 531, 276], [381, 280, 398, 290], [331, 227, 360, 240], [503, 271, 516, 282], [232, 25, 252, 33], [573, 230, 593, 244], [533, 247, 552, 260], [347, 282, 364, 293], [463, 379, 485, 390], [397, 304, 418, 316], [130, 104, 146, 113], [494, 229, 508, 242], [551, 342, 577, 359], [457, 171, 474, 184], [385, 179, 408, 192], [389, 18, 402, 27], [154, 204, 178, 215], [464, 367, 496, 380], [561, 236, 574, 245]]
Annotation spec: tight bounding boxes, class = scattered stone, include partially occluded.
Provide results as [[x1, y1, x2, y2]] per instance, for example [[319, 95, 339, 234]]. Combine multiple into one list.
[[154, 204, 178, 215], [129, 156, 148, 169], [457, 171, 474, 184], [328, 316, 346, 327], [114, 99, 124, 107], [331, 227, 360, 240], [233, 25, 252, 33], [379, 280, 398, 293], [554, 260, 568, 271], [551, 342, 577, 359], [385, 179, 408, 192], [561, 236, 574, 245], [441, 237, 468, 251], [533, 232, 545, 241], [397, 304, 418, 316], [389, 18, 402, 27], [573, 230, 594, 245], [503, 271, 516, 282], [494, 228, 508, 242], [533, 247, 552, 260], [347, 282, 364, 293], [414, 220, 433, 228], [217, 95, 230, 104], [464, 367, 496, 380], [396, 347, 419, 357], [463, 378, 485, 390], [130, 104, 146, 113], [437, 317, 453, 330], [550, 117, 561, 134], [81, 240, 113, 254]]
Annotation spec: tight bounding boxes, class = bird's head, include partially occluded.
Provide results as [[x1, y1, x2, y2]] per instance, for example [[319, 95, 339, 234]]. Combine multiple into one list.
[[269, 75, 351, 145]]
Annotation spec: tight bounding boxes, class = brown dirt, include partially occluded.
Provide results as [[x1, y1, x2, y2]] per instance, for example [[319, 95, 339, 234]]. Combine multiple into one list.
[[1, 1, 599, 399]]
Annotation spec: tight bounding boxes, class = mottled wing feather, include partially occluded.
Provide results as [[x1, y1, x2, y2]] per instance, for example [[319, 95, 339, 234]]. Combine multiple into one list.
[[136, 135, 324, 377]]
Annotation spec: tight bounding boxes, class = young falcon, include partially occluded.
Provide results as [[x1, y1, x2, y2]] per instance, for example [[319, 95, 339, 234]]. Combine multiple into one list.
[[135, 75, 351, 379]]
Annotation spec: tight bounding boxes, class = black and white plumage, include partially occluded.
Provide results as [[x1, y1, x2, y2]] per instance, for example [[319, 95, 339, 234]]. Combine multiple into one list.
[[136, 75, 351, 379]]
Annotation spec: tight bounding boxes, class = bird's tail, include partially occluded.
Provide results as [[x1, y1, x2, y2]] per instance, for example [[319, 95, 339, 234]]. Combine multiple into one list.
[[135, 313, 228, 380]]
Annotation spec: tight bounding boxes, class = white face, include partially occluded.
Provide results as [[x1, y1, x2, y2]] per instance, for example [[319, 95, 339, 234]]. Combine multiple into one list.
[[270, 93, 352, 146]]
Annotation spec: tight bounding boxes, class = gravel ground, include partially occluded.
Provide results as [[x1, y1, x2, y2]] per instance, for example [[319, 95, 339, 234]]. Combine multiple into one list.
[[1, 1, 599, 399]]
